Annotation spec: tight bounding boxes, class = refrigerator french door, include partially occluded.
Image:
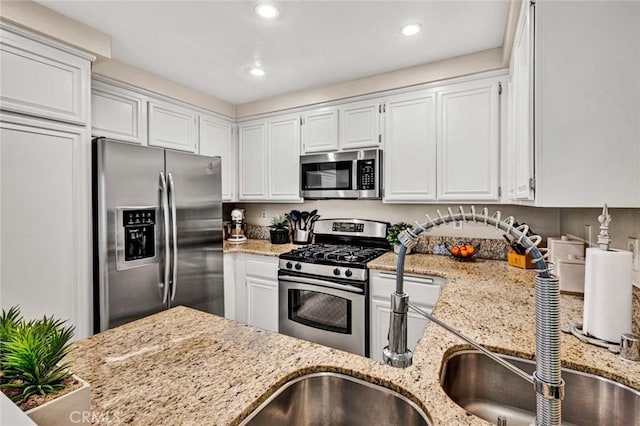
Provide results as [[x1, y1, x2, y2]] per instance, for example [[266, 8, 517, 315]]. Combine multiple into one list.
[[93, 138, 223, 332]]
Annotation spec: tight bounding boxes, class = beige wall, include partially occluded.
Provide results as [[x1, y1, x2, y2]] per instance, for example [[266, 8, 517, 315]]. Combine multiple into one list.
[[92, 58, 236, 118], [236, 48, 504, 118], [0, 0, 111, 57]]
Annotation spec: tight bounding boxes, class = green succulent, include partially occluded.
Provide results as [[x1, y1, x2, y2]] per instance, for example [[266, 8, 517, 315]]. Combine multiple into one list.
[[270, 215, 289, 229], [0, 307, 75, 404], [386, 222, 413, 246]]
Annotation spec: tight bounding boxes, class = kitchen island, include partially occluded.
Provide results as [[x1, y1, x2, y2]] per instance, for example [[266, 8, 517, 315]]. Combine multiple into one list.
[[67, 253, 640, 425]]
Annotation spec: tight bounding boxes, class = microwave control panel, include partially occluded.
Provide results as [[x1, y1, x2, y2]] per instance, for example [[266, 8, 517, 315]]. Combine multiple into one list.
[[115, 207, 158, 271], [356, 159, 376, 190]]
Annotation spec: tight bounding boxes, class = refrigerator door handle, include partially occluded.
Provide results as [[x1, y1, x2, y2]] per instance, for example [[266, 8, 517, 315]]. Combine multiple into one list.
[[167, 172, 179, 301], [159, 172, 171, 304]]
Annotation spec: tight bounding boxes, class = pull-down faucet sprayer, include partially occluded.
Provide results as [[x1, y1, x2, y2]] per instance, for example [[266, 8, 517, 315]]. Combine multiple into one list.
[[383, 206, 564, 426]]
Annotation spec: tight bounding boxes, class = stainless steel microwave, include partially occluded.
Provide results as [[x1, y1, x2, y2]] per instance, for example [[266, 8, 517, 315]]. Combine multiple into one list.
[[300, 149, 382, 199]]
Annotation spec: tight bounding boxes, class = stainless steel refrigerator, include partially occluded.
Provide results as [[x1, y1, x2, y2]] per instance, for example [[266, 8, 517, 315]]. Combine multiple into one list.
[[92, 138, 223, 332]]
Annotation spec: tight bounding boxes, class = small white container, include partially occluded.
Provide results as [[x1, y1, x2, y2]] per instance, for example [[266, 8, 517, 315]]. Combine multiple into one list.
[[547, 236, 585, 263], [556, 255, 586, 295]]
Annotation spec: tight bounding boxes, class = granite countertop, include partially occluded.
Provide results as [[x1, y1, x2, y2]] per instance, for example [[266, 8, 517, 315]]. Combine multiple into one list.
[[67, 252, 640, 425], [223, 239, 301, 256]]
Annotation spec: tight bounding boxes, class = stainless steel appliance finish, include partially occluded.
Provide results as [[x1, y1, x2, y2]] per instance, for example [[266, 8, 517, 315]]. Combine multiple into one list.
[[300, 149, 382, 199], [93, 138, 223, 332], [240, 372, 431, 426], [278, 218, 389, 356], [441, 350, 640, 426]]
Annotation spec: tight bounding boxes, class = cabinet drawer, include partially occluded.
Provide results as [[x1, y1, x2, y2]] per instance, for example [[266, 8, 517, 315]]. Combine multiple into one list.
[[0, 26, 91, 125], [370, 270, 443, 306], [245, 257, 279, 280]]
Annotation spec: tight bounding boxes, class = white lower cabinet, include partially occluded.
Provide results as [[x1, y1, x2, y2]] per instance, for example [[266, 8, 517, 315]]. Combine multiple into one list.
[[232, 254, 279, 331], [223, 254, 236, 321], [0, 114, 91, 339], [369, 270, 444, 362]]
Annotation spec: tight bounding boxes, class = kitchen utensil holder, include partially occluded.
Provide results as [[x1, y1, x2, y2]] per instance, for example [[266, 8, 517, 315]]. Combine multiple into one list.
[[293, 229, 310, 245]]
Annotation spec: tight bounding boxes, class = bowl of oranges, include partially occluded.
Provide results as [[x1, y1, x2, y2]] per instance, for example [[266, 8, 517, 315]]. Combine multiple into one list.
[[444, 241, 481, 261]]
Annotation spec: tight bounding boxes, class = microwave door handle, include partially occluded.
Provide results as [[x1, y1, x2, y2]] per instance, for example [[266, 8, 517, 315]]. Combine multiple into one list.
[[159, 172, 170, 304], [352, 159, 358, 192], [167, 172, 178, 301]]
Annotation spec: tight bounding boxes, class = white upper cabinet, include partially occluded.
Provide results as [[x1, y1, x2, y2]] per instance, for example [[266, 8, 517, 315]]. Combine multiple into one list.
[[437, 77, 501, 201], [199, 114, 236, 201], [238, 120, 268, 200], [508, 1, 640, 207], [148, 100, 198, 153], [0, 24, 91, 126], [383, 90, 437, 202], [339, 100, 381, 150], [508, 1, 535, 201], [92, 80, 147, 144], [239, 114, 302, 202], [268, 114, 302, 201], [301, 107, 339, 153]]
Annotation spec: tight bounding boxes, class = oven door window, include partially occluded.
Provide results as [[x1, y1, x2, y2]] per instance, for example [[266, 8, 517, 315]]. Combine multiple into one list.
[[288, 289, 352, 334], [301, 161, 352, 190]]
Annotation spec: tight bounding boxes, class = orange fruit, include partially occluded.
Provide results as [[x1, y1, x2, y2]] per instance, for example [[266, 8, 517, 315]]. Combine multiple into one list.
[[451, 246, 460, 256], [466, 245, 476, 255], [460, 247, 468, 257]]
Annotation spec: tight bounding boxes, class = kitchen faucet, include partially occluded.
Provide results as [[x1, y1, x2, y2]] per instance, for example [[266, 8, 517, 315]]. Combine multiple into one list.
[[384, 206, 564, 426]]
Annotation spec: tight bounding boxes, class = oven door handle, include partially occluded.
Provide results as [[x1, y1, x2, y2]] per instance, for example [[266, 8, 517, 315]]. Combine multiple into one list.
[[279, 275, 364, 294]]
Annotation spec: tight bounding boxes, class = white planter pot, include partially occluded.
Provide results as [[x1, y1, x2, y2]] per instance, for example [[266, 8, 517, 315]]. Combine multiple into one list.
[[26, 375, 91, 426], [393, 245, 412, 255]]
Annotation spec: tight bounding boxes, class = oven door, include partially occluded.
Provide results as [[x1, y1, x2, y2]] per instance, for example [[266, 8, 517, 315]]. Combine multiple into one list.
[[278, 274, 366, 356]]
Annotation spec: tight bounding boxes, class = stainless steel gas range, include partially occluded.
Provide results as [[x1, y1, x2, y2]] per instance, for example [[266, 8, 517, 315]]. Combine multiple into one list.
[[278, 219, 390, 356]]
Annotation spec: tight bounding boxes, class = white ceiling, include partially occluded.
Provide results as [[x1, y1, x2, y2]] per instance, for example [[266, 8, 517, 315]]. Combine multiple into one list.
[[37, 1, 509, 105]]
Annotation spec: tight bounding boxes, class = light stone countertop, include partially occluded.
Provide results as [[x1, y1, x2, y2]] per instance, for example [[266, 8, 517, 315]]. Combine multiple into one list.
[[67, 251, 640, 425], [223, 239, 301, 256]]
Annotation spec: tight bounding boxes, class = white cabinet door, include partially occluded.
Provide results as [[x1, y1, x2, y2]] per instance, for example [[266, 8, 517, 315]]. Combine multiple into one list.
[[302, 108, 338, 153], [369, 270, 443, 362], [246, 277, 279, 332], [238, 120, 267, 200], [510, 2, 535, 201], [243, 256, 279, 332], [437, 78, 501, 201], [383, 90, 437, 202], [339, 100, 381, 150], [91, 80, 147, 144], [370, 297, 432, 363], [223, 254, 236, 321], [268, 114, 302, 201], [0, 25, 91, 125], [0, 114, 91, 339], [199, 114, 235, 201], [148, 100, 198, 152]]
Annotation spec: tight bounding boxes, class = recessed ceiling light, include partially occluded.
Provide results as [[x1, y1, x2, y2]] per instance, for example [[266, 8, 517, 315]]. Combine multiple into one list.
[[255, 4, 279, 19], [249, 67, 265, 77], [400, 23, 422, 37]]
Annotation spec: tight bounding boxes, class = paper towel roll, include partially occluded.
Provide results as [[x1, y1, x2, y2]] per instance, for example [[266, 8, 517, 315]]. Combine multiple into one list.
[[583, 248, 633, 343]]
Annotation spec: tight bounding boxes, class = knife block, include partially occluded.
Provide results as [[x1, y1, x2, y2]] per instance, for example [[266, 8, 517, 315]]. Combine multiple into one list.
[[507, 250, 536, 269]]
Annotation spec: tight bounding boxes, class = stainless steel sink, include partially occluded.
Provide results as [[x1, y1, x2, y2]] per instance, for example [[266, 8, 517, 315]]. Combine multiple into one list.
[[240, 372, 431, 425], [441, 350, 640, 426]]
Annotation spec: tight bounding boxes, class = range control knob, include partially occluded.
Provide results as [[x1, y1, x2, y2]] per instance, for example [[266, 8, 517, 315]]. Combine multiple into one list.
[[286, 262, 293, 269], [333, 268, 341, 276], [294, 263, 302, 271], [345, 269, 353, 278]]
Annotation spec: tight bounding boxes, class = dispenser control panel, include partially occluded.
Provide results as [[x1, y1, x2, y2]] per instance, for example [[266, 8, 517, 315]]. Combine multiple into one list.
[[116, 207, 158, 270]]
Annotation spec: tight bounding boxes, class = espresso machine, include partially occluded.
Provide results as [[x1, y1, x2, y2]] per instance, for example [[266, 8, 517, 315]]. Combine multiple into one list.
[[226, 208, 247, 244]]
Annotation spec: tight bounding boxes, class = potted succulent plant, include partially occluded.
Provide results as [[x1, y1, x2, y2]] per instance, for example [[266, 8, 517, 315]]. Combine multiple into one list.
[[387, 222, 414, 254], [269, 215, 290, 245], [0, 306, 91, 425]]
